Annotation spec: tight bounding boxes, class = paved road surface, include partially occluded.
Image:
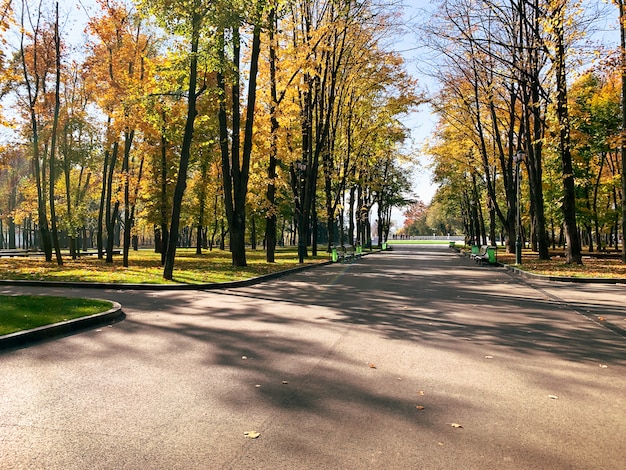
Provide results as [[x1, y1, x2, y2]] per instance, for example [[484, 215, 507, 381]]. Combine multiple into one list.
[[1, 245, 625, 469]]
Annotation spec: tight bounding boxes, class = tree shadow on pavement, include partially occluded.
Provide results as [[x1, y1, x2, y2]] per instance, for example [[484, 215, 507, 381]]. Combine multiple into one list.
[[228, 248, 626, 366], [2, 246, 625, 468]]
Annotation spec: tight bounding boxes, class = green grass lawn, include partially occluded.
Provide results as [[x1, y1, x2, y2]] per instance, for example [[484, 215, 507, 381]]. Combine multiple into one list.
[[0, 247, 329, 285], [0, 295, 114, 336]]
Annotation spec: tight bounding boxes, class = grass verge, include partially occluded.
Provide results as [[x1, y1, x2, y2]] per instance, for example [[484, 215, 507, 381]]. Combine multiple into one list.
[[0, 295, 114, 336]]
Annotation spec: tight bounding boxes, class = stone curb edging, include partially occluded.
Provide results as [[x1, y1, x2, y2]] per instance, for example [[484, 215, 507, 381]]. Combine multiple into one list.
[[0, 301, 123, 351]]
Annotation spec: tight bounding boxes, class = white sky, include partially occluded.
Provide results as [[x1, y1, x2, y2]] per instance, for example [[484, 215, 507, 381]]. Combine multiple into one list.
[[387, 0, 440, 228]]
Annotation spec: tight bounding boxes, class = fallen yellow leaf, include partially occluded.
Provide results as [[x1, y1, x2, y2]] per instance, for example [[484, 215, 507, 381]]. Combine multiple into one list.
[[416, 406, 425, 410], [244, 431, 260, 439], [368, 363, 377, 369], [450, 423, 463, 428]]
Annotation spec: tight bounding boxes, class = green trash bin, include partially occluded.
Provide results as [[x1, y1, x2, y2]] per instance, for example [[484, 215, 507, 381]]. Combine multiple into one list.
[[471, 245, 480, 255], [382, 242, 387, 250], [486, 246, 497, 264], [332, 247, 339, 262]]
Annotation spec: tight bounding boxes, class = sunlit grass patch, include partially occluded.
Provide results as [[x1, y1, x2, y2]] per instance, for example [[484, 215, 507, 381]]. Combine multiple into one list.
[[0, 247, 328, 284], [0, 295, 113, 335]]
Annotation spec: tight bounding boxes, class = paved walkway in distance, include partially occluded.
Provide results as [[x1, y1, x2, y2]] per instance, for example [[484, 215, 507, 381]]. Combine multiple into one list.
[[1, 245, 625, 469]]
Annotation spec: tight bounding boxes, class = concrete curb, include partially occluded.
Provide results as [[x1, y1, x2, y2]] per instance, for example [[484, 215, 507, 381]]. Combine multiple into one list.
[[0, 300, 123, 351]]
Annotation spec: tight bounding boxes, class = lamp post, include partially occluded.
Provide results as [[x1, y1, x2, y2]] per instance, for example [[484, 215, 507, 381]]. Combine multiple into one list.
[[514, 150, 526, 264], [294, 160, 307, 264]]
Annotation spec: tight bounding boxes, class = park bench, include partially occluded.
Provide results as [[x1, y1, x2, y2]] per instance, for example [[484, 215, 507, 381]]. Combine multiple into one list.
[[331, 244, 361, 263], [472, 245, 497, 265], [470, 245, 488, 261], [330, 244, 345, 262], [344, 245, 357, 261]]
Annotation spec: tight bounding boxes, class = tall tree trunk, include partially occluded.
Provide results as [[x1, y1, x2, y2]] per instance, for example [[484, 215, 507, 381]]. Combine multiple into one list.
[[311, 191, 318, 256], [105, 202, 120, 262], [8, 187, 16, 249], [97, 149, 108, 259], [49, 2, 62, 266], [297, 77, 313, 260], [250, 215, 257, 250], [196, 151, 210, 255], [160, 125, 169, 264], [620, 0, 626, 262], [20, 7, 52, 260], [122, 130, 135, 267], [219, 19, 262, 267], [554, 2, 582, 264], [265, 4, 279, 263], [520, 0, 551, 261], [348, 186, 355, 245], [105, 141, 120, 263], [63, 126, 77, 259], [128, 154, 144, 255], [163, 12, 203, 280], [97, 118, 113, 259]]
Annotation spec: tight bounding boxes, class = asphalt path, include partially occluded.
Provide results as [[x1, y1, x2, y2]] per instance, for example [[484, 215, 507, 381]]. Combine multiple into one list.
[[1, 245, 625, 469]]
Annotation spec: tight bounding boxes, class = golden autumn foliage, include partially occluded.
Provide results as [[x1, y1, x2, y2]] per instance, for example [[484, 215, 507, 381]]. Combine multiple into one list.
[[0, 0, 420, 275]]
